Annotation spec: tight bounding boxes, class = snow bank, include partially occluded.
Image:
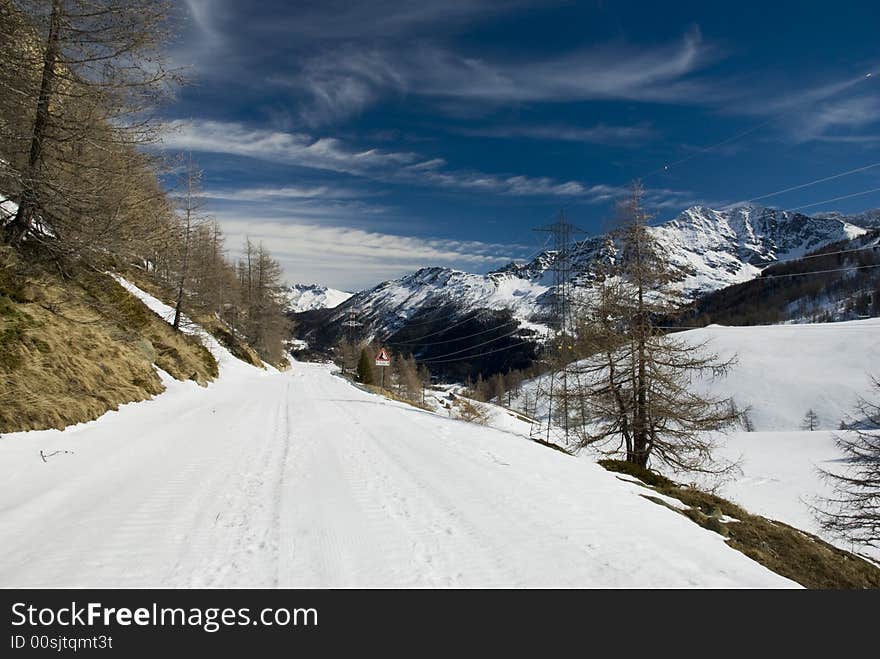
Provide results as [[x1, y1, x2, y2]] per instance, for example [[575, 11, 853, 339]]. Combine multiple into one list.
[[110, 274, 265, 376]]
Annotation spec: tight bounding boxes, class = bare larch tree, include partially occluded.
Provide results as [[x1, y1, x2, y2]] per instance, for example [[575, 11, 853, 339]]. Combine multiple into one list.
[[1, 0, 178, 252], [567, 182, 740, 473], [815, 377, 880, 547]]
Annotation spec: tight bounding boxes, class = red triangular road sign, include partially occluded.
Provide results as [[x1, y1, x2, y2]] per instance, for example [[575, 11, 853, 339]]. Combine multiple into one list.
[[375, 348, 391, 364]]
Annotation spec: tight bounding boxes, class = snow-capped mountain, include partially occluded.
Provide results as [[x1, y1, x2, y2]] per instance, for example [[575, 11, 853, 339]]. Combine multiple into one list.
[[295, 204, 866, 347], [816, 208, 880, 229], [282, 283, 352, 313], [647, 204, 866, 297]]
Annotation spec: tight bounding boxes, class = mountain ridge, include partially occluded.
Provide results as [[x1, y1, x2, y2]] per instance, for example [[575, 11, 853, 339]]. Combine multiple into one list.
[[291, 204, 871, 363]]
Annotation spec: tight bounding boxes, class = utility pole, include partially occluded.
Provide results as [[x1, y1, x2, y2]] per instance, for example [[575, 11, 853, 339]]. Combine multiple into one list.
[[530, 211, 585, 445]]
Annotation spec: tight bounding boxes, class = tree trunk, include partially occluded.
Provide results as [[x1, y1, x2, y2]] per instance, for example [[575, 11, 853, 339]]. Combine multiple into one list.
[[173, 203, 193, 331], [6, 0, 62, 244], [631, 221, 649, 467]]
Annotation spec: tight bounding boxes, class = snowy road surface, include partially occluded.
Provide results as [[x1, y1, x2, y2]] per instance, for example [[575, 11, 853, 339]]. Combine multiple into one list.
[[0, 359, 794, 588]]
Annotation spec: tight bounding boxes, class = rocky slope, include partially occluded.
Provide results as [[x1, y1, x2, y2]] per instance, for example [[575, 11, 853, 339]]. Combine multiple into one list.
[[295, 205, 868, 351]]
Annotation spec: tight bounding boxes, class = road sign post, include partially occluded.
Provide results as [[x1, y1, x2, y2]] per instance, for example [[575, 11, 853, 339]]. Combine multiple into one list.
[[375, 348, 391, 389]]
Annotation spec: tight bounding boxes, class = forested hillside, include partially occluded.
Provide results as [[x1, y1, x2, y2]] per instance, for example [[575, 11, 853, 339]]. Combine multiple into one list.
[[0, 0, 289, 431], [679, 230, 880, 327]]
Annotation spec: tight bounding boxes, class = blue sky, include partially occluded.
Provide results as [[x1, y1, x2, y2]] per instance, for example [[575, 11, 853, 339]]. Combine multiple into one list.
[[160, 0, 880, 290]]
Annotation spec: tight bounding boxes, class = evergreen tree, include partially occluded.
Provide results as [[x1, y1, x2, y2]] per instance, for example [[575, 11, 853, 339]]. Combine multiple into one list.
[[357, 348, 374, 385], [802, 409, 819, 431]]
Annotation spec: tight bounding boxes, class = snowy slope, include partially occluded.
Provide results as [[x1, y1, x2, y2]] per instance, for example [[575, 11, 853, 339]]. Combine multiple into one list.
[[314, 204, 865, 343], [327, 266, 551, 340], [282, 283, 352, 312], [0, 281, 795, 587], [509, 318, 880, 559], [817, 208, 880, 229], [685, 319, 880, 431], [653, 205, 866, 293], [515, 318, 880, 433]]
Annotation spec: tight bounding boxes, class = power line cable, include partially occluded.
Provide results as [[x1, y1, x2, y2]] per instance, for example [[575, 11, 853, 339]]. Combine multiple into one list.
[[643, 69, 877, 182], [643, 121, 774, 181], [657, 323, 880, 331], [380, 308, 493, 344], [417, 326, 526, 362], [763, 242, 880, 263], [745, 161, 880, 204], [388, 319, 519, 347], [759, 262, 880, 280], [387, 306, 486, 331], [416, 339, 536, 365], [790, 186, 880, 212]]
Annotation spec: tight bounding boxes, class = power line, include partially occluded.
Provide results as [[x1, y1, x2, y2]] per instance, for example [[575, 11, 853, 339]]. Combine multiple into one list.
[[417, 325, 526, 362], [643, 121, 774, 180], [415, 339, 536, 365], [383, 305, 478, 330], [746, 161, 880, 204], [760, 262, 880, 280], [765, 242, 879, 263], [643, 68, 877, 182], [381, 308, 492, 344], [657, 324, 880, 331], [388, 319, 518, 347], [790, 186, 880, 212]]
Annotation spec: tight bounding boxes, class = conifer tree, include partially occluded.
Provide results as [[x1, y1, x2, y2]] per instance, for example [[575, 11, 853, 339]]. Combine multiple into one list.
[[815, 378, 880, 547], [569, 182, 739, 472], [357, 348, 374, 385], [802, 409, 819, 431]]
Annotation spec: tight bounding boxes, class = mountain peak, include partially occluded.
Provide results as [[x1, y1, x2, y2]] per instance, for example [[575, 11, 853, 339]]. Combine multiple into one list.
[[282, 283, 353, 313], [293, 203, 872, 352]]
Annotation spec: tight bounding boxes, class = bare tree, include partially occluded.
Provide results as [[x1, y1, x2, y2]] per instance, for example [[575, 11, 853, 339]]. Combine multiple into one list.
[[236, 240, 289, 364], [1, 0, 179, 249], [172, 159, 208, 330], [568, 183, 739, 473], [815, 377, 880, 547], [397, 354, 422, 402], [490, 372, 506, 405]]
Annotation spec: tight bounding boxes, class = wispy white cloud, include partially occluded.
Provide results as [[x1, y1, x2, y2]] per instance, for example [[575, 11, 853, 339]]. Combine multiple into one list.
[[455, 123, 655, 145], [201, 184, 365, 202], [407, 31, 710, 103], [160, 119, 627, 200], [214, 215, 524, 290], [250, 0, 548, 41], [160, 119, 419, 176], [727, 70, 880, 143], [288, 29, 715, 124], [793, 94, 880, 143]]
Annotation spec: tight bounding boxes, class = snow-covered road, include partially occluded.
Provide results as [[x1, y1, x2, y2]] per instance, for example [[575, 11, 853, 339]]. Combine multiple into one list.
[[0, 360, 795, 588]]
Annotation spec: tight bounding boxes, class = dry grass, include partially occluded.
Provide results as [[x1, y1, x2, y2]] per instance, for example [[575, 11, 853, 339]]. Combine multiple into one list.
[[121, 269, 265, 369], [364, 384, 433, 412], [0, 248, 218, 433], [599, 459, 880, 589]]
